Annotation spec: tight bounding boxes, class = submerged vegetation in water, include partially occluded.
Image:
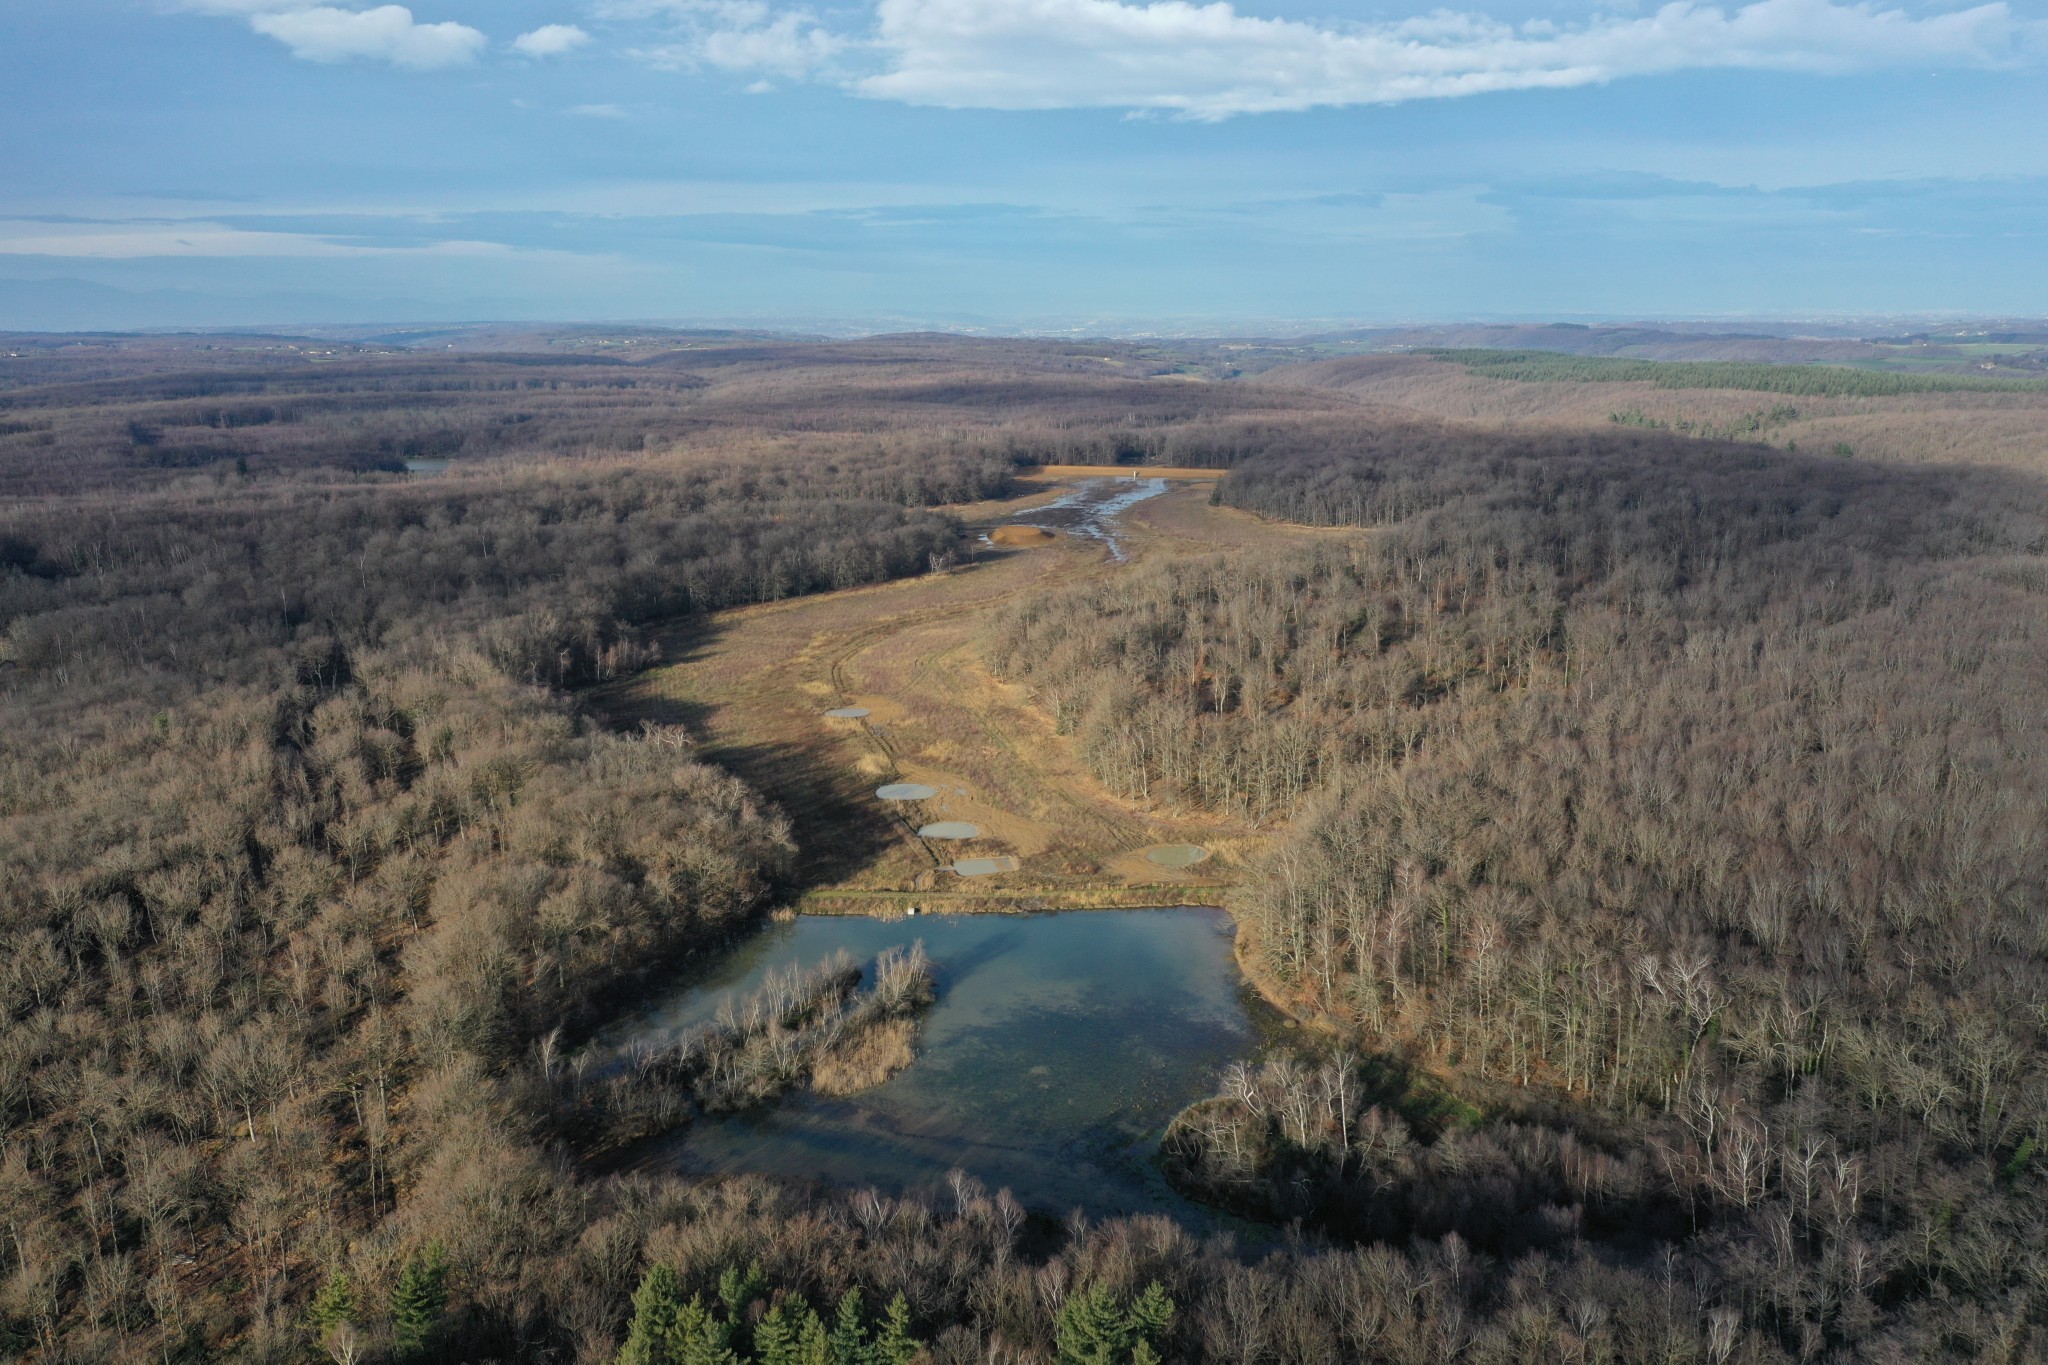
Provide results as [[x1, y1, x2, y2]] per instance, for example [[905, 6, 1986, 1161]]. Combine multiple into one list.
[[562, 946, 937, 1149], [613, 908, 1260, 1221]]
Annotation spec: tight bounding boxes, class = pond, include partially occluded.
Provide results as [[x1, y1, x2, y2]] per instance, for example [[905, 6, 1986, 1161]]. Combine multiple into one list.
[[600, 908, 1269, 1219], [995, 477, 1169, 562]]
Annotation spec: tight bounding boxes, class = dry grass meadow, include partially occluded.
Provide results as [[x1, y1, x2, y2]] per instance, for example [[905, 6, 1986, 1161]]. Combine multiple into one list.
[[593, 476, 1342, 911]]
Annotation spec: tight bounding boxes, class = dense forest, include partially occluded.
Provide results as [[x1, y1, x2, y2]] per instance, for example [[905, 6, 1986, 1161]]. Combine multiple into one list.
[[6, 331, 2047, 1362], [1423, 349, 2048, 396], [0, 333, 1339, 498], [995, 423, 2048, 1357], [0, 334, 1451, 1362], [1, 460, 974, 699], [0, 336, 1213, 1360]]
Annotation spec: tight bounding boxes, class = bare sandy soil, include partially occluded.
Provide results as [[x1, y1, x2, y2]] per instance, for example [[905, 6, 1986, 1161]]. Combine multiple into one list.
[[988, 525, 1057, 547], [594, 479, 1340, 911]]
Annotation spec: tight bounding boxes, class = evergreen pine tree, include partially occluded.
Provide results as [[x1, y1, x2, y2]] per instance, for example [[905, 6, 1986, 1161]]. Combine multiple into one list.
[[1055, 1285, 1130, 1365], [795, 1303, 832, 1365], [618, 1265, 689, 1365], [680, 1303, 740, 1365], [753, 1303, 798, 1365], [719, 1261, 768, 1320], [673, 1296, 712, 1355], [1127, 1282, 1175, 1355], [869, 1294, 921, 1365], [309, 1269, 356, 1334], [826, 1289, 867, 1365], [1130, 1343, 1160, 1365], [391, 1242, 450, 1361]]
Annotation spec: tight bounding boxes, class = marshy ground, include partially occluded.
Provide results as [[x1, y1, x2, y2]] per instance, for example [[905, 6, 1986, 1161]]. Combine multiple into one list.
[[594, 473, 1337, 910]]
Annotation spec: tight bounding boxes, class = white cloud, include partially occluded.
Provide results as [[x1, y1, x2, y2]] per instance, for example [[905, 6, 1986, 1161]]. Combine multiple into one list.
[[177, 2, 487, 68], [645, 0, 2039, 117], [513, 23, 592, 57], [250, 5, 486, 67], [699, 6, 843, 75], [567, 102, 632, 117], [852, 0, 2039, 116], [0, 218, 511, 259], [605, 0, 847, 76]]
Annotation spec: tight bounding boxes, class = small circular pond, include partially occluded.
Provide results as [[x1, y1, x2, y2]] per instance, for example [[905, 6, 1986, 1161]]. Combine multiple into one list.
[[1144, 845, 1211, 868], [825, 707, 871, 719], [875, 783, 939, 801], [918, 822, 981, 839]]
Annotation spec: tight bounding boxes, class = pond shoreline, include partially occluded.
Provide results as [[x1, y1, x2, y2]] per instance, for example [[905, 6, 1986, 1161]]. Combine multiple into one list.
[[793, 887, 1232, 914], [592, 906, 1273, 1222]]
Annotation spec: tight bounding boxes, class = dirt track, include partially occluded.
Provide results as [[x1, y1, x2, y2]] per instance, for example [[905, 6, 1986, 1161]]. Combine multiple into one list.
[[595, 478, 1332, 911]]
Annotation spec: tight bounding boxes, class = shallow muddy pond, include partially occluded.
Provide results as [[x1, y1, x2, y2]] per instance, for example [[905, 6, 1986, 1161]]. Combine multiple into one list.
[[602, 908, 1267, 1218], [997, 477, 1169, 562]]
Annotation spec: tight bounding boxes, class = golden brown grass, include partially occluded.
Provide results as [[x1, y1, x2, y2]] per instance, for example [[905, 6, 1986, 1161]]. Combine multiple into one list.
[[989, 525, 1059, 546], [810, 1017, 919, 1094], [1126, 483, 1364, 550], [593, 478, 1275, 907]]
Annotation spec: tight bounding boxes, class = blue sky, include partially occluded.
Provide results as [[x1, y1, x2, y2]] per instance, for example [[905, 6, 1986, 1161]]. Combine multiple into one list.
[[1, 0, 2045, 330]]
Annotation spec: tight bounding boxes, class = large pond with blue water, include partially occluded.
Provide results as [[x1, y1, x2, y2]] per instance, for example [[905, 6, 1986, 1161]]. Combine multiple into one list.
[[599, 908, 1272, 1219]]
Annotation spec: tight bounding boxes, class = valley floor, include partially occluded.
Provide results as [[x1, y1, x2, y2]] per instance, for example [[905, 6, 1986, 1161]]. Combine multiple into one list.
[[594, 477, 1334, 910]]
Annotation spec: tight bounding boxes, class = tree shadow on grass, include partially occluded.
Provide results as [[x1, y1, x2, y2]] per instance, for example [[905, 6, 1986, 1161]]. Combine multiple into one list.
[[587, 613, 913, 894], [701, 735, 906, 889]]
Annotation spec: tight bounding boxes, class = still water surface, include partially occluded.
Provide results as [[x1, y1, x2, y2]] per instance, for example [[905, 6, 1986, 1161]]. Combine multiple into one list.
[[603, 908, 1264, 1218], [997, 476, 1169, 562]]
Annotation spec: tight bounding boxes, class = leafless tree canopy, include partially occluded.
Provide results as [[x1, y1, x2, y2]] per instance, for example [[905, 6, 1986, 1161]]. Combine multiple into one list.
[[4, 335, 2046, 1361], [998, 417, 2048, 1359]]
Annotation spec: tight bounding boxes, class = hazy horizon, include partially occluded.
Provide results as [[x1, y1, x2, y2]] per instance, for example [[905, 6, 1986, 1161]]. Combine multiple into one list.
[[9, 312, 2046, 342]]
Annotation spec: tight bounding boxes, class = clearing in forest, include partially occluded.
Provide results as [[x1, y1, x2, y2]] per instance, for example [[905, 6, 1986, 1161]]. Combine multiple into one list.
[[595, 476, 1333, 911]]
